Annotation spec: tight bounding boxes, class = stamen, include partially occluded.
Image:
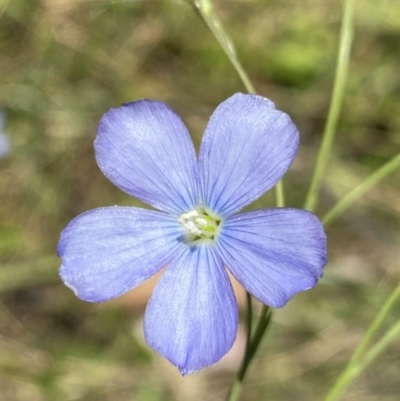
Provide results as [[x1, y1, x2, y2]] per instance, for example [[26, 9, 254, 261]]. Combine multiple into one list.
[[184, 221, 201, 236], [195, 218, 207, 226], [185, 210, 198, 219], [178, 208, 222, 243]]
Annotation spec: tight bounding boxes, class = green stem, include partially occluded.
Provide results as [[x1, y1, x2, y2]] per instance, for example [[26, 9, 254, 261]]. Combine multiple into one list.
[[227, 306, 272, 401], [322, 152, 400, 227], [191, 0, 256, 94], [323, 282, 400, 401], [237, 306, 272, 382], [227, 381, 242, 401], [276, 179, 285, 208], [304, 0, 354, 212], [324, 320, 400, 401], [358, 320, 400, 372], [245, 292, 253, 347], [350, 282, 400, 364], [189, 2, 278, 399]]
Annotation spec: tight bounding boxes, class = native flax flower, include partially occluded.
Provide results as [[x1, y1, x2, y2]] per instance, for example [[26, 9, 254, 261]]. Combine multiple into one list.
[[58, 93, 327, 375]]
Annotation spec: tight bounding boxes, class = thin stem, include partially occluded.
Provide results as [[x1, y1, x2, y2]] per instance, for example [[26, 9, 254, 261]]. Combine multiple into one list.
[[322, 152, 400, 227], [227, 381, 242, 401], [237, 306, 272, 382], [324, 320, 400, 401], [227, 306, 272, 401], [323, 282, 400, 401], [276, 180, 285, 208], [188, 2, 277, 399], [245, 292, 253, 347], [304, 0, 354, 212], [358, 320, 400, 372], [350, 282, 400, 364], [191, 0, 256, 94]]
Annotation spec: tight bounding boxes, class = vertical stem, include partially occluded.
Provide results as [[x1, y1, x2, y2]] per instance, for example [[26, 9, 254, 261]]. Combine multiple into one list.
[[275, 179, 285, 208], [245, 292, 253, 347], [237, 306, 271, 382], [187, 2, 279, 399], [304, 0, 355, 212], [227, 306, 272, 401]]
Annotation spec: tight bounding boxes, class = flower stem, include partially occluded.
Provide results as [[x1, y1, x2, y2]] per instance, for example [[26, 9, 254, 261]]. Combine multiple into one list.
[[304, 0, 354, 212], [275, 179, 285, 208], [322, 152, 400, 227], [323, 282, 400, 401], [227, 380, 242, 401], [237, 306, 272, 382], [227, 306, 272, 401], [245, 292, 253, 347], [187, 1, 276, 399]]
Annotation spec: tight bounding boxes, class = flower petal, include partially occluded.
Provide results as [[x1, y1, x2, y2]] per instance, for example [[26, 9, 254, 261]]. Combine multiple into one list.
[[218, 209, 327, 308], [58, 207, 184, 302], [144, 246, 238, 375], [95, 100, 199, 214], [198, 93, 299, 216]]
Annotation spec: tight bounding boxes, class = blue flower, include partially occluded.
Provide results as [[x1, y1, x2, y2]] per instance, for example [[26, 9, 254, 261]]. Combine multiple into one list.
[[58, 93, 327, 375]]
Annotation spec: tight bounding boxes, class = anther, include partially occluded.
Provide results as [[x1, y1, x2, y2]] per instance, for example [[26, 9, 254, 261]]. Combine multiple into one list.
[[178, 208, 222, 242]]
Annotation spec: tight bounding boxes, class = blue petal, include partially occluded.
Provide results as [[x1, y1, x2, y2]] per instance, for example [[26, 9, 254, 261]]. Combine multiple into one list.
[[95, 100, 199, 214], [144, 246, 238, 375], [198, 93, 299, 216], [58, 207, 184, 302], [218, 209, 327, 307]]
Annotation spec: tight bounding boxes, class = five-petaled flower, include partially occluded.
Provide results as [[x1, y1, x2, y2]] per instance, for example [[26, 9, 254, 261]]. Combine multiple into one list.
[[58, 93, 327, 375]]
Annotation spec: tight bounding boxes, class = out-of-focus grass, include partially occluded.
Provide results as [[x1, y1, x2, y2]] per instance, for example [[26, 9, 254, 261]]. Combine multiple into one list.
[[0, 0, 400, 400]]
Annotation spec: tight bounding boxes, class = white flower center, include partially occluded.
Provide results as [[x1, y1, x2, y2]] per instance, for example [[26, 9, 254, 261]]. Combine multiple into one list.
[[178, 208, 222, 242]]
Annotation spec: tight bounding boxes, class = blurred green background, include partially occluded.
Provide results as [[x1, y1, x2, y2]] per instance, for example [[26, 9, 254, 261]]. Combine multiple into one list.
[[1, 0, 400, 400]]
